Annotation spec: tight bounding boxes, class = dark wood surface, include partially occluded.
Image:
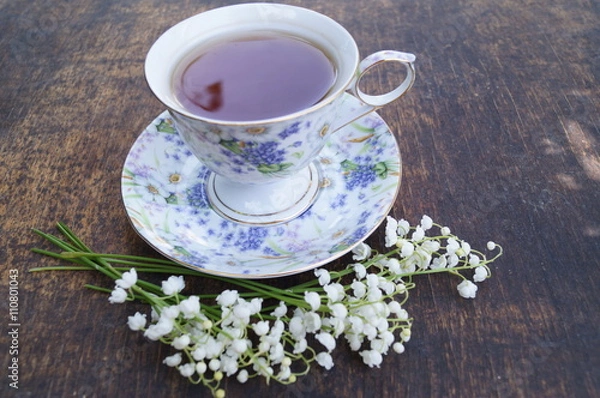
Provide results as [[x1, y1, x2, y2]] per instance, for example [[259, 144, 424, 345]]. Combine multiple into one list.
[[2, 0, 599, 397]]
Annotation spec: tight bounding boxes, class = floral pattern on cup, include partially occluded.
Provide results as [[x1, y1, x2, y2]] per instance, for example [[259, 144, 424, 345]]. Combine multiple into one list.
[[122, 107, 401, 278], [169, 99, 337, 184]]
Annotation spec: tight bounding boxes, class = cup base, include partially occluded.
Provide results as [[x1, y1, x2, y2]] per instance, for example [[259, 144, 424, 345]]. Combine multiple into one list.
[[206, 163, 321, 226]]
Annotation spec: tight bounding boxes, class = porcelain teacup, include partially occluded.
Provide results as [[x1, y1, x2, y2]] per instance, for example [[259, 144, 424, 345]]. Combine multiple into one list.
[[145, 3, 415, 225]]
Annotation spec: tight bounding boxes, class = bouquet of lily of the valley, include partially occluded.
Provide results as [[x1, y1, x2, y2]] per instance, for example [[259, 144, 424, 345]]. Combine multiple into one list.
[[32, 215, 502, 398]]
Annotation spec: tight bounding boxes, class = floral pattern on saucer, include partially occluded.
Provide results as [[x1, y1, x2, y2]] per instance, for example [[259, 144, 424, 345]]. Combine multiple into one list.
[[121, 110, 401, 278]]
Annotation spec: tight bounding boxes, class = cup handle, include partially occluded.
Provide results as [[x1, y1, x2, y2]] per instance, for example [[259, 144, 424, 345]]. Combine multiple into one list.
[[330, 51, 416, 133]]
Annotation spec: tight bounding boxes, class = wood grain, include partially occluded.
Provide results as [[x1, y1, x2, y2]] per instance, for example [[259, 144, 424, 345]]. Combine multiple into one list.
[[1, 0, 598, 397]]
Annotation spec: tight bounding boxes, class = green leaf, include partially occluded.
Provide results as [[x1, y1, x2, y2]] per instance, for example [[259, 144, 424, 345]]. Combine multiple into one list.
[[257, 163, 293, 174], [156, 119, 177, 134], [165, 193, 178, 205], [220, 139, 244, 155], [341, 159, 357, 171], [373, 162, 389, 179]]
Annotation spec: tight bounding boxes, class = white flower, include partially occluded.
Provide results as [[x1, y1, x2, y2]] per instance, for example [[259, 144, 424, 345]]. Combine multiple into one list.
[[221, 355, 238, 376], [192, 347, 207, 361], [329, 302, 348, 319], [353, 263, 367, 279], [138, 174, 169, 204], [248, 297, 263, 314], [316, 352, 334, 370], [127, 312, 147, 331], [469, 254, 481, 266], [205, 338, 224, 359], [385, 216, 398, 247], [208, 358, 221, 371], [397, 240, 414, 257], [161, 305, 180, 319], [303, 312, 322, 333], [397, 309, 409, 320], [269, 342, 285, 363], [217, 289, 239, 307], [346, 333, 363, 351], [314, 268, 331, 286], [370, 338, 390, 354], [457, 280, 478, 299], [179, 363, 195, 377], [414, 247, 433, 270], [323, 316, 345, 337], [108, 287, 127, 304], [473, 266, 488, 282], [289, 314, 306, 339], [252, 357, 274, 377], [396, 219, 410, 236], [359, 349, 383, 368], [304, 291, 321, 311], [161, 275, 185, 295], [195, 361, 207, 374], [401, 328, 411, 342], [232, 338, 249, 354], [456, 241, 471, 258], [441, 226, 451, 236], [258, 341, 270, 353], [447, 253, 459, 267], [379, 330, 395, 347], [347, 315, 364, 334], [277, 364, 292, 380], [420, 215, 433, 230], [316, 332, 336, 352], [323, 283, 345, 303], [446, 238, 460, 255], [352, 242, 372, 261], [293, 338, 308, 354], [252, 320, 270, 336], [163, 353, 182, 367], [431, 255, 447, 269], [271, 301, 287, 318], [379, 280, 396, 295], [116, 268, 137, 289], [387, 300, 401, 315], [393, 342, 405, 354], [351, 281, 367, 298], [395, 283, 407, 294], [422, 240, 441, 254], [172, 334, 191, 350], [487, 241, 497, 250], [385, 258, 401, 274], [237, 369, 249, 383], [232, 302, 252, 324], [412, 226, 425, 241], [179, 296, 200, 318], [144, 317, 174, 340]]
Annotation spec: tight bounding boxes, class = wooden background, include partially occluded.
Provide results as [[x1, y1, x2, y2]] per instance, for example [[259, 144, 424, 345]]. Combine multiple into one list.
[[1, 0, 598, 397]]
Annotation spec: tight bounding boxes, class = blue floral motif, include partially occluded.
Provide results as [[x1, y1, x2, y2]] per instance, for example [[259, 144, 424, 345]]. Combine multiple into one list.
[[244, 141, 287, 166], [220, 139, 292, 174], [262, 246, 281, 256], [341, 155, 392, 191], [342, 161, 378, 191], [349, 226, 368, 243], [186, 182, 209, 208], [278, 122, 301, 140], [230, 227, 269, 252], [331, 193, 348, 209]]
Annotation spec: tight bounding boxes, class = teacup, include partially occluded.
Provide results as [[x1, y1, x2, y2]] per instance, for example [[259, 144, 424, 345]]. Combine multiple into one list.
[[145, 3, 415, 225]]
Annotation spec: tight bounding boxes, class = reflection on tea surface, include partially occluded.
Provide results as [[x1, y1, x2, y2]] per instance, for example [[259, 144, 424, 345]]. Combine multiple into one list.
[[174, 33, 336, 121]]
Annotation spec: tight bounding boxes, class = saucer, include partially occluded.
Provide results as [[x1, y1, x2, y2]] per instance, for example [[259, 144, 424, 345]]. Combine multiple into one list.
[[121, 107, 401, 278]]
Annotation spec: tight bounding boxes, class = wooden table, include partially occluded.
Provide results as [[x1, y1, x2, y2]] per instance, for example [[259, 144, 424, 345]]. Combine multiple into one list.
[[2, 0, 598, 397]]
